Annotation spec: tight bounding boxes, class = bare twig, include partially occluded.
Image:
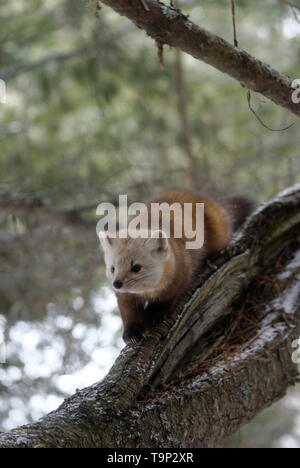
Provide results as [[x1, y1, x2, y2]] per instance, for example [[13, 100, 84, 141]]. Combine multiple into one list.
[[231, 0, 238, 47], [156, 40, 164, 69], [247, 90, 295, 131]]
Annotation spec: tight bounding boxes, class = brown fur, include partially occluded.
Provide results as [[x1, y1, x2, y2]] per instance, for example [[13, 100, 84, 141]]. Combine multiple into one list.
[[101, 189, 253, 344]]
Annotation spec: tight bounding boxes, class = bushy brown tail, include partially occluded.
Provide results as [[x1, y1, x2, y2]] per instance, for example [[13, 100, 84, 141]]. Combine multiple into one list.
[[222, 196, 255, 231]]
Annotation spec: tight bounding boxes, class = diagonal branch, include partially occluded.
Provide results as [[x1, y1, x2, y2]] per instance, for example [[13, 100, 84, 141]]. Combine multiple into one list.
[[280, 0, 300, 12], [0, 184, 300, 447], [99, 0, 300, 117]]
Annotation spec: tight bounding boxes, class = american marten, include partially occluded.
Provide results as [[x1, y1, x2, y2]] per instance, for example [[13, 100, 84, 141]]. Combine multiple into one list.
[[99, 189, 254, 345]]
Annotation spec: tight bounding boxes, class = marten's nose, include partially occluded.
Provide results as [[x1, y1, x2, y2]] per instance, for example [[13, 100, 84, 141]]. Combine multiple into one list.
[[113, 280, 123, 289]]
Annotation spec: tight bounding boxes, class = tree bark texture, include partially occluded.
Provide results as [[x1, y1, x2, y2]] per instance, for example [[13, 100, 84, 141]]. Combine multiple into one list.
[[99, 0, 300, 117], [0, 183, 300, 447]]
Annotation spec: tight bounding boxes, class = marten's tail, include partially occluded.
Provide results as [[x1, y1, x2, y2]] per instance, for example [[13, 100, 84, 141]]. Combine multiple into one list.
[[222, 196, 255, 231]]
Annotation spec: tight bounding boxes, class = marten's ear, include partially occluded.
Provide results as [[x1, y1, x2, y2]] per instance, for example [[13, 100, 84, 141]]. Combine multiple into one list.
[[146, 230, 169, 256], [98, 231, 113, 251]]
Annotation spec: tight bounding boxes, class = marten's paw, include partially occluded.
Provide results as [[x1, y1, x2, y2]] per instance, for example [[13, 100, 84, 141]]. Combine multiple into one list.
[[123, 324, 146, 345]]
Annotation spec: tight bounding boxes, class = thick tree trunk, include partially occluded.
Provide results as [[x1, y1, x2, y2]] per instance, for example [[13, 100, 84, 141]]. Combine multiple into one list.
[[99, 0, 300, 117], [0, 184, 300, 448]]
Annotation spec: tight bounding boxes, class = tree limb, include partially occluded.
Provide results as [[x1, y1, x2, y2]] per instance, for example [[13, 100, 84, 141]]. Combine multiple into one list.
[[0, 184, 300, 447], [99, 0, 300, 117], [0, 190, 98, 232], [280, 0, 300, 12], [0, 24, 134, 81], [0, 47, 91, 81]]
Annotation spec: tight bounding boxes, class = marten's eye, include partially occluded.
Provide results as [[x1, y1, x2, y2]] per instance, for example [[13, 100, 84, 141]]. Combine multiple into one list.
[[131, 264, 141, 273], [111, 266, 115, 274]]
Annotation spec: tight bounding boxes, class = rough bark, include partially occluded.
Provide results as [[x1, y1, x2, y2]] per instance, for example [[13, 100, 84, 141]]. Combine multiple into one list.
[[0, 184, 300, 448], [99, 0, 300, 117]]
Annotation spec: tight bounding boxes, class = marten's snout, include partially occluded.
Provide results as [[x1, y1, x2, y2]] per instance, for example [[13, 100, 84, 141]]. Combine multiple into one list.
[[113, 280, 123, 289]]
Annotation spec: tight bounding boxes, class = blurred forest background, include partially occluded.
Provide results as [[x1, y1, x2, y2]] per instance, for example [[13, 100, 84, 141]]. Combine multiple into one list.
[[0, 0, 300, 447]]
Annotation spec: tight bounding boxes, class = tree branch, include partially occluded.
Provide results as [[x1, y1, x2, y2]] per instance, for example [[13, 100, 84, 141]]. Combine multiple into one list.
[[99, 0, 300, 117], [0, 190, 98, 232], [280, 0, 300, 12], [0, 47, 91, 81], [0, 24, 134, 81], [0, 184, 300, 448]]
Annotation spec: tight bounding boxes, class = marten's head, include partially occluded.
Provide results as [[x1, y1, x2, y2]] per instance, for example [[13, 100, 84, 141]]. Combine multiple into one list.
[[99, 229, 171, 295]]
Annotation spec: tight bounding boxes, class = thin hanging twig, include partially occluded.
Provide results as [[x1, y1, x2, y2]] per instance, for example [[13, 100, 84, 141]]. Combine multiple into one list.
[[230, 1, 295, 132], [156, 40, 164, 69], [247, 90, 294, 132], [231, 0, 238, 47]]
